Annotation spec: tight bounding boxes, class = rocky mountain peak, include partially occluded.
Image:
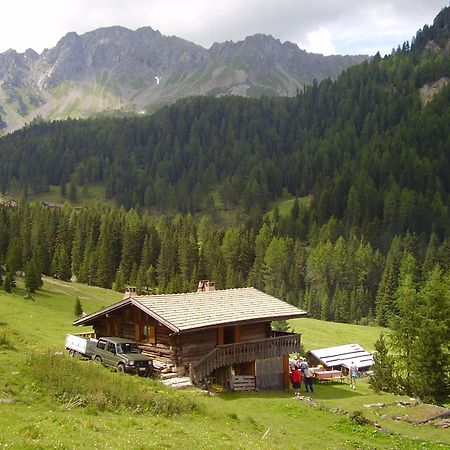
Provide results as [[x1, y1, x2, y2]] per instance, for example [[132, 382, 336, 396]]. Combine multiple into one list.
[[0, 25, 368, 132]]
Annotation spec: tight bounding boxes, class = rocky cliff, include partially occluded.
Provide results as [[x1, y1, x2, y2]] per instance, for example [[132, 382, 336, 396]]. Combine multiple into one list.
[[0, 26, 368, 131]]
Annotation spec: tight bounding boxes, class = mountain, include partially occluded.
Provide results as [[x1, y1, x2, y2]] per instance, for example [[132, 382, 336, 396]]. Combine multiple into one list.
[[0, 26, 367, 132], [0, 7, 448, 247]]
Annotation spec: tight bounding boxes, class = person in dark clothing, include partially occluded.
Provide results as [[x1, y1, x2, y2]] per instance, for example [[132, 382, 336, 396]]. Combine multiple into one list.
[[304, 367, 314, 393]]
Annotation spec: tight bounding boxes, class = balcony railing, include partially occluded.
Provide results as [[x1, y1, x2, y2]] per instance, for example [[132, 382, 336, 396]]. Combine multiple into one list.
[[190, 331, 300, 385]]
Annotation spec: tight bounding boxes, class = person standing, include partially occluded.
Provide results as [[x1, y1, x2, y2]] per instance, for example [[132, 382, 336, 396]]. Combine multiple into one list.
[[349, 361, 358, 390], [299, 358, 311, 392], [290, 365, 302, 397], [304, 367, 314, 393]]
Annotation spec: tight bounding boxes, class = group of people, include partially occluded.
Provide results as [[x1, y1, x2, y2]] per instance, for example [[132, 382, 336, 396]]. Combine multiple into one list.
[[290, 357, 360, 395], [289, 356, 314, 396]]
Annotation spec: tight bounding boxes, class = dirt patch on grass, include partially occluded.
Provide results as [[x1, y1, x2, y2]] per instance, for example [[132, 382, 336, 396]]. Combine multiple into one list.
[[393, 403, 450, 424]]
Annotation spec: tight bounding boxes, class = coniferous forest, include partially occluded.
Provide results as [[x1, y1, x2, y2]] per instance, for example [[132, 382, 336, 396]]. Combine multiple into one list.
[[0, 7, 449, 402]]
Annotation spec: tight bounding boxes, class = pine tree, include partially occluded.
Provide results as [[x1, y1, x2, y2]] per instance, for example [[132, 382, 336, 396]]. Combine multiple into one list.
[[375, 237, 402, 326], [369, 333, 396, 393], [4, 272, 14, 293], [96, 216, 117, 288], [114, 267, 126, 292], [74, 297, 83, 318], [408, 267, 450, 404], [5, 237, 22, 275], [120, 209, 144, 281], [263, 236, 289, 298], [248, 224, 273, 290], [24, 259, 42, 293], [51, 214, 72, 281], [390, 254, 419, 360]]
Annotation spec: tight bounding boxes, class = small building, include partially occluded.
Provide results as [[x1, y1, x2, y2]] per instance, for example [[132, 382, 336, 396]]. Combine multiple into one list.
[[307, 343, 374, 373], [73, 284, 307, 390]]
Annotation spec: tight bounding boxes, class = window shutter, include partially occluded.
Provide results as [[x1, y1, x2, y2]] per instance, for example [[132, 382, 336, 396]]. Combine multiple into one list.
[[134, 323, 141, 341]]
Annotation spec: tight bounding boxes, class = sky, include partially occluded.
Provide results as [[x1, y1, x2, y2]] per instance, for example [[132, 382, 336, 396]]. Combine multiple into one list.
[[1, 1, 448, 56]]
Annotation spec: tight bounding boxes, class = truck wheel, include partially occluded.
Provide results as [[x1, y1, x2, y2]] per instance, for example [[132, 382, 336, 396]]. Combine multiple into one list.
[[68, 350, 75, 357], [94, 356, 102, 363], [117, 364, 125, 373]]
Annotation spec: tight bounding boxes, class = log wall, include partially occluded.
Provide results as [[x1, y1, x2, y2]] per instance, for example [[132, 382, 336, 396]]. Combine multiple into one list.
[[89, 307, 284, 374]]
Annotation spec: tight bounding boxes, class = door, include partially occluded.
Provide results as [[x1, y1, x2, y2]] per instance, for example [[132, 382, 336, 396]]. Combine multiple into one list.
[[223, 325, 240, 344], [105, 341, 117, 367]]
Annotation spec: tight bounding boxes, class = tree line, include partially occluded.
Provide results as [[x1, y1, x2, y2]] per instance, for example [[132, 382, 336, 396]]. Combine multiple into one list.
[[0, 203, 448, 326], [0, 9, 448, 253]]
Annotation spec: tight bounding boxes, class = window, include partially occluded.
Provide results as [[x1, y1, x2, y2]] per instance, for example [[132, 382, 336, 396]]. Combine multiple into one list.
[[142, 325, 156, 344], [107, 342, 116, 353]]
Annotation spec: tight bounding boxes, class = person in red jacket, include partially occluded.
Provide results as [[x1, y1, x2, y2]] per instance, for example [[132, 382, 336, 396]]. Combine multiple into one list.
[[290, 365, 302, 397]]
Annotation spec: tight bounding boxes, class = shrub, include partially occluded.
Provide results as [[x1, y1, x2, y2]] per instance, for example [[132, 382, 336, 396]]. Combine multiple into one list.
[[349, 410, 371, 426], [27, 351, 197, 416], [0, 333, 15, 350]]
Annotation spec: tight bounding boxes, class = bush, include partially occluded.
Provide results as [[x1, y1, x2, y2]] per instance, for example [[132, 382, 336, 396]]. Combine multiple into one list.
[[349, 410, 371, 426], [27, 351, 197, 416], [0, 333, 15, 350]]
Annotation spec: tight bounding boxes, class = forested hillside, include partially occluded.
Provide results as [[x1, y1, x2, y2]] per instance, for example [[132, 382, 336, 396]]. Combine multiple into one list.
[[0, 9, 449, 247], [0, 8, 449, 328]]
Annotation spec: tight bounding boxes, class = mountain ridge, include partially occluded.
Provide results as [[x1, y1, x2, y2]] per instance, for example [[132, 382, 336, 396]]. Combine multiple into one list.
[[0, 25, 368, 132]]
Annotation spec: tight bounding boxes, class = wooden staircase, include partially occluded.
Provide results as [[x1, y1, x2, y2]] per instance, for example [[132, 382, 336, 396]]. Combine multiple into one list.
[[190, 331, 300, 387]]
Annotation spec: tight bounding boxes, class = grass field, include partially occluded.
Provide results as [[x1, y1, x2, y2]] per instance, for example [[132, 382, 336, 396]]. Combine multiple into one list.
[[290, 318, 386, 352], [0, 277, 448, 449], [266, 194, 312, 220]]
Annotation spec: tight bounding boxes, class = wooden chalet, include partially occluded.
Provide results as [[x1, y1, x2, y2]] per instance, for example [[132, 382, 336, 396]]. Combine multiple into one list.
[[73, 282, 307, 390]]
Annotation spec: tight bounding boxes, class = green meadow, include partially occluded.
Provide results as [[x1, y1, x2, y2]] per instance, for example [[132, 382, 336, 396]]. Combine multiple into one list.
[[0, 278, 448, 449]]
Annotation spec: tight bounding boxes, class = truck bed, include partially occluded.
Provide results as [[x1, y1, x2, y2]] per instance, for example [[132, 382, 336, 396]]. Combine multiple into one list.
[[65, 334, 98, 357]]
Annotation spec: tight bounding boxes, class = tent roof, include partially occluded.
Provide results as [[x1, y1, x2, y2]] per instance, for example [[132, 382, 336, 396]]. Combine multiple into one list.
[[308, 343, 374, 369]]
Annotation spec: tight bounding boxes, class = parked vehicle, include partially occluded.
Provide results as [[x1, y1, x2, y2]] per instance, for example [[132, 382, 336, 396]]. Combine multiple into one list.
[[65, 333, 97, 357], [65, 334, 153, 376]]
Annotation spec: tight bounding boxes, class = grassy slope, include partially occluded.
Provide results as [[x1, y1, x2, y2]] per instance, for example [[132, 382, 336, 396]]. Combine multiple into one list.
[[291, 318, 386, 352], [0, 278, 448, 449]]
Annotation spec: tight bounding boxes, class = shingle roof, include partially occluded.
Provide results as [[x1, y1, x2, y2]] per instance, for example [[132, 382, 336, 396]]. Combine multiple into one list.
[[74, 287, 307, 332]]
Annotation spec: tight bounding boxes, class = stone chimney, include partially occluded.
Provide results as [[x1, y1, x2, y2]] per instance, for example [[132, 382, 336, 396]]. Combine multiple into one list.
[[123, 286, 137, 299], [197, 280, 215, 293]]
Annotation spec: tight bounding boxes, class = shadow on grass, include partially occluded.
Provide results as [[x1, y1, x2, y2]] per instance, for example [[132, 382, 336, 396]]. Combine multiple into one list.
[[312, 382, 364, 399], [217, 383, 363, 402]]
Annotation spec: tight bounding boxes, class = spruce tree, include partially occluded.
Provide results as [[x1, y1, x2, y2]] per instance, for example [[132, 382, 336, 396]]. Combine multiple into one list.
[[74, 297, 83, 318], [369, 333, 396, 393], [24, 259, 42, 293], [4, 272, 14, 293], [409, 267, 450, 404]]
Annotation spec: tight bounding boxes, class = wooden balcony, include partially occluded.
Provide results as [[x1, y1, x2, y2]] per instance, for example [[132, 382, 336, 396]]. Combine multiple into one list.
[[190, 331, 300, 385]]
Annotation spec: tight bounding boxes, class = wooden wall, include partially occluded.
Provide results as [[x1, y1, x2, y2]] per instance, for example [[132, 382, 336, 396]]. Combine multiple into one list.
[[255, 357, 285, 390], [239, 322, 269, 342], [90, 306, 277, 372], [172, 321, 272, 368], [91, 305, 175, 364], [171, 328, 217, 367]]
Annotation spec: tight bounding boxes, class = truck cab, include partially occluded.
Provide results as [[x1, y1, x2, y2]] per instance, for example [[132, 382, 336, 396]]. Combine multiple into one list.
[[93, 337, 153, 376]]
